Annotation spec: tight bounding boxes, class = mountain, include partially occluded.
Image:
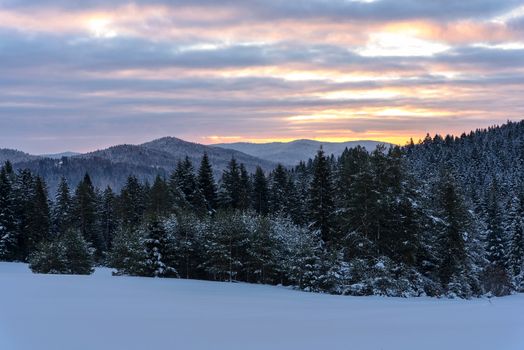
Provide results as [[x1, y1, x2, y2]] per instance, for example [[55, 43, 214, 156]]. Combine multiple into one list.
[[40, 152, 81, 159], [405, 120, 524, 214], [2, 137, 277, 194], [14, 156, 164, 195], [141, 137, 276, 174], [0, 149, 39, 164], [213, 139, 390, 165], [1, 137, 388, 194]]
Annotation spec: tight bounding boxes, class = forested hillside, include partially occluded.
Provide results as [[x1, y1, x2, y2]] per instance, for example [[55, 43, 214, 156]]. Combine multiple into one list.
[[0, 137, 276, 193], [0, 121, 523, 298], [213, 139, 387, 166]]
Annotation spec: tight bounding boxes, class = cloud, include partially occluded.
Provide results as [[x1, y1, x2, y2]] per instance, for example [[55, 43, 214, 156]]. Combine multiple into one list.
[[0, 1, 523, 153]]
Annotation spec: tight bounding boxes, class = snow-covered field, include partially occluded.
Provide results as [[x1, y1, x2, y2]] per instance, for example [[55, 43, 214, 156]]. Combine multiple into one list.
[[0, 262, 523, 350]]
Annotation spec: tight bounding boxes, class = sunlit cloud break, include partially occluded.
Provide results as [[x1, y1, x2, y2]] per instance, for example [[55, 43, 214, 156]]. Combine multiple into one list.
[[0, 0, 523, 153]]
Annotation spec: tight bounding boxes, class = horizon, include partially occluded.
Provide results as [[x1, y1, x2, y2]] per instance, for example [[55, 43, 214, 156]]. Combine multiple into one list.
[[1, 1, 524, 153], [1, 121, 515, 155]]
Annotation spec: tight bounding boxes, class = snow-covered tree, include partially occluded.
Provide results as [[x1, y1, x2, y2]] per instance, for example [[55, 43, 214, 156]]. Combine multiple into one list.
[[52, 176, 72, 236], [29, 229, 93, 275], [198, 152, 217, 213], [483, 180, 511, 296], [506, 196, 524, 290], [143, 218, 178, 278], [109, 228, 147, 277], [308, 148, 335, 243], [0, 165, 16, 260]]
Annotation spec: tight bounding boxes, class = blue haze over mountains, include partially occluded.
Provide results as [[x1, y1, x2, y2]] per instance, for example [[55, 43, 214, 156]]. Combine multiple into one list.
[[0, 137, 385, 194]]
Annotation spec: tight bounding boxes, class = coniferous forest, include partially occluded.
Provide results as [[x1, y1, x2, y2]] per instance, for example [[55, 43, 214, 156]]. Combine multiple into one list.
[[1, 121, 523, 298]]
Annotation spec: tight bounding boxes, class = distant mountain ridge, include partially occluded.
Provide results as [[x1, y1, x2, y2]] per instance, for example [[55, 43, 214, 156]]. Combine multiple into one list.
[[0, 148, 39, 164], [40, 152, 81, 159], [0, 137, 278, 194], [213, 139, 390, 165], [0, 137, 387, 194]]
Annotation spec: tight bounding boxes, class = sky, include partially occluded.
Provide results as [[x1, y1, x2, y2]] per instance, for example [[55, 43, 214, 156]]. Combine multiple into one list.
[[1, 0, 524, 153]]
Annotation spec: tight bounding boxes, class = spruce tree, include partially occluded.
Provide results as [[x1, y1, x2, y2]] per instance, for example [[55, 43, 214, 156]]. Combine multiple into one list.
[[61, 228, 94, 274], [201, 211, 249, 281], [246, 216, 276, 283], [292, 161, 311, 226], [238, 164, 252, 210], [506, 196, 524, 281], [219, 157, 241, 209], [269, 164, 290, 214], [147, 175, 171, 218], [109, 227, 147, 276], [52, 177, 72, 236], [143, 218, 178, 278], [198, 152, 217, 213], [28, 176, 51, 253], [170, 157, 205, 213], [12, 169, 35, 260], [2, 161, 14, 181], [0, 165, 16, 260], [252, 166, 269, 215], [73, 173, 105, 259], [29, 228, 93, 275], [165, 214, 203, 279], [100, 186, 118, 251], [309, 148, 335, 243], [483, 180, 511, 295], [435, 172, 472, 297], [120, 175, 145, 229]]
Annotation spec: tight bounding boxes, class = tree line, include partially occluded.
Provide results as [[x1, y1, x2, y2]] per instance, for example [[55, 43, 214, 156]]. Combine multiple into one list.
[[1, 138, 523, 298]]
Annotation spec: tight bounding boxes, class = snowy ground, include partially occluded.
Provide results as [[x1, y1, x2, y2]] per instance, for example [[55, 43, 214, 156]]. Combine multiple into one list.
[[0, 262, 523, 350]]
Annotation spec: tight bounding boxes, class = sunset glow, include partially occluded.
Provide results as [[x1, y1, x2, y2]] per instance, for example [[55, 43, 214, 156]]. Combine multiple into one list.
[[1, 0, 523, 153]]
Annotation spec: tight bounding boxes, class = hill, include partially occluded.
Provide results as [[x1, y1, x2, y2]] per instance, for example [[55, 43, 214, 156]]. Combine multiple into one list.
[[0, 148, 39, 164], [1, 137, 277, 194], [213, 139, 389, 165]]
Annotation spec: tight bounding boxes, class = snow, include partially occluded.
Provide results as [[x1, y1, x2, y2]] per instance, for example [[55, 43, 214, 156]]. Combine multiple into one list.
[[1, 262, 523, 350]]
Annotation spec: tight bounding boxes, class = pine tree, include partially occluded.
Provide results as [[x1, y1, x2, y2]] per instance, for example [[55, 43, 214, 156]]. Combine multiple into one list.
[[2, 161, 14, 181], [109, 227, 147, 276], [100, 186, 118, 252], [506, 196, 524, 281], [272, 216, 323, 291], [309, 148, 335, 243], [201, 211, 249, 281], [0, 165, 16, 260], [28, 239, 66, 274], [170, 157, 205, 213], [336, 146, 370, 244], [483, 180, 511, 295], [28, 176, 51, 253], [198, 152, 217, 213], [12, 169, 35, 260], [238, 164, 252, 210], [143, 218, 178, 278], [435, 172, 473, 297], [29, 229, 93, 275], [219, 157, 241, 209], [269, 164, 290, 214], [165, 214, 204, 279], [61, 228, 94, 274], [251, 166, 269, 215], [147, 175, 171, 218], [73, 173, 105, 259], [119, 175, 145, 229], [52, 176, 72, 236], [291, 161, 311, 226], [246, 216, 276, 283]]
